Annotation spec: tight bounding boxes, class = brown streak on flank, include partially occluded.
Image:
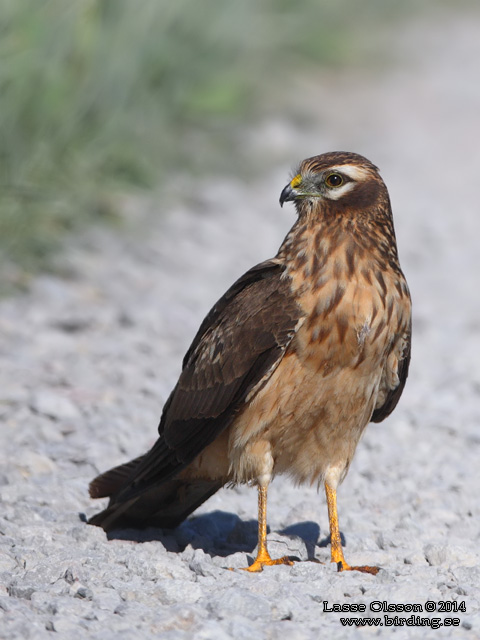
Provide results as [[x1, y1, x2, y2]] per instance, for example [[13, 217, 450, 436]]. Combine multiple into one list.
[[395, 280, 404, 297], [371, 304, 378, 325], [313, 276, 328, 293], [324, 236, 338, 261], [375, 270, 387, 302], [353, 347, 367, 368], [318, 228, 340, 262], [386, 298, 394, 325], [296, 224, 307, 238], [323, 286, 346, 315], [306, 306, 319, 329], [312, 253, 320, 276], [295, 253, 308, 269], [345, 244, 355, 279], [333, 259, 343, 279], [316, 244, 330, 270], [317, 359, 334, 377], [376, 258, 387, 274], [361, 267, 373, 285], [336, 315, 348, 344], [315, 325, 333, 344], [373, 319, 386, 342]]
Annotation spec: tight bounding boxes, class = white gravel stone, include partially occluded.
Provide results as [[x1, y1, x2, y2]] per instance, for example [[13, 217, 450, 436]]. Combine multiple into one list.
[[207, 587, 272, 620], [30, 390, 81, 421], [155, 579, 203, 605]]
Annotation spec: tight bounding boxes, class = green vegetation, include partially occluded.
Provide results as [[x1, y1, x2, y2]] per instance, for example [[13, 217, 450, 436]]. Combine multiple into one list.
[[0, 0, 451, 283]]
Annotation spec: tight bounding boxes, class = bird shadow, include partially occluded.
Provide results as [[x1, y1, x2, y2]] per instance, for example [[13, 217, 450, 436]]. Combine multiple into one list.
[[280, 521, 322, 561], [97, 510, 324, 561], [317, 531, 346, 548]]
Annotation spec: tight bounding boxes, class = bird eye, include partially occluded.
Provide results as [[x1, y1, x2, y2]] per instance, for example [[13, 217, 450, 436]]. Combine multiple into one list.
[[325, 173, 344, 188]]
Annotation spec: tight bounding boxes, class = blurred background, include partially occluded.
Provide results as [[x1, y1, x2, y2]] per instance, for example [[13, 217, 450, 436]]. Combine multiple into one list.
[[1, 0, 477, 291]]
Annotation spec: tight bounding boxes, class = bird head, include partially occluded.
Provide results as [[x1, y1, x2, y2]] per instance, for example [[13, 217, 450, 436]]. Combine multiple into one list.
[[279, 152, 386, 218]]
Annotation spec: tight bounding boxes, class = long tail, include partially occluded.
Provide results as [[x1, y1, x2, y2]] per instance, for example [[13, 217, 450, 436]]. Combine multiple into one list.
[[88, 456, 224, 532]]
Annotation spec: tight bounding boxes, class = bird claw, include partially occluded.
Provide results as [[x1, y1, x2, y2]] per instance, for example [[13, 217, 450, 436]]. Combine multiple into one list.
[[336, 561, 380, 575], [352, 565, 380, 575], [241, 555, 294, 573]]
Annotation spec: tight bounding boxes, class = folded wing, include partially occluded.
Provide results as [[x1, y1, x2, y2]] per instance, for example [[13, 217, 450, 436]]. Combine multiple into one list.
[[89, 259, 303, 508]]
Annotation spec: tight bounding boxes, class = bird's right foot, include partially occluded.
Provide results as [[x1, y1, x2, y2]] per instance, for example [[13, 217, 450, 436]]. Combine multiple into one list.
[[336, 560, 379, 575], [241, 549, 294, 572]]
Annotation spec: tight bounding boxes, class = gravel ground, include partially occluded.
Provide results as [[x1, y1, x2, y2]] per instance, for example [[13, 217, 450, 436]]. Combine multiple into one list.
[[1, 9, 480, 639]]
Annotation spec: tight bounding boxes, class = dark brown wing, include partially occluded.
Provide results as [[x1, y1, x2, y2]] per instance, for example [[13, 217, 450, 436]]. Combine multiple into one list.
[[370, 322, 411, 423], [105, 259, 302, 502]]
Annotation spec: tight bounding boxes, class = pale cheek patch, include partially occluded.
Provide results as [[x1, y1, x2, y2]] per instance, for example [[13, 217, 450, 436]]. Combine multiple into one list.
[[325, 182, 356, 200]]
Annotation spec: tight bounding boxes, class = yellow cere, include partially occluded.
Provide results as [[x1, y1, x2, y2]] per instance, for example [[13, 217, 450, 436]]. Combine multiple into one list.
[[290, 174, 302, 189]]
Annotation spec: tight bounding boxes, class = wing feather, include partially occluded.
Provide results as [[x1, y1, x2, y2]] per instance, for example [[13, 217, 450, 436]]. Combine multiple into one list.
[[113, 260, 302, 500], [371, 322, 411, 423]]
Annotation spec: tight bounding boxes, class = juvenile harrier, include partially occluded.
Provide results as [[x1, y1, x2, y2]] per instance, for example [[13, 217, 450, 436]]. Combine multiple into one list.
[[89, 152, 411, 574]]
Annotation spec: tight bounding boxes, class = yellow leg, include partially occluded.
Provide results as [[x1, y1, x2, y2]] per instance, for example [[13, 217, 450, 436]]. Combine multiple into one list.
[[242, 485, 294, 572], [325, 482, 379, 575]]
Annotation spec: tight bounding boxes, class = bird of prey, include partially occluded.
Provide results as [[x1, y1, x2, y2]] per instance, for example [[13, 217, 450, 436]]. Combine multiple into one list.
[[89, 151, 411, 574]]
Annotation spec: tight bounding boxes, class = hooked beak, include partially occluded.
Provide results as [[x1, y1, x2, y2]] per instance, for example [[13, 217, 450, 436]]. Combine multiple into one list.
[[279, 183, 296, 207]]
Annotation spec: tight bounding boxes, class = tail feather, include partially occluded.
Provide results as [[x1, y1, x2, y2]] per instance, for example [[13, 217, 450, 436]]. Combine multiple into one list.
[[89, 455, 145, 499], [89, 465, 224, 532]]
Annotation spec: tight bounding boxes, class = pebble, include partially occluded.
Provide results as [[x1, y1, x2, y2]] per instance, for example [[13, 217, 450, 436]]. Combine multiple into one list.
[[30, 390, 81, 421], [207, 587, 272, 620]]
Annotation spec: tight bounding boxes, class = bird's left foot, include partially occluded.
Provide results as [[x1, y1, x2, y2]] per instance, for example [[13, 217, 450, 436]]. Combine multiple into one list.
[[241, 549, 294, 573], [336, 561, 379, 575]]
